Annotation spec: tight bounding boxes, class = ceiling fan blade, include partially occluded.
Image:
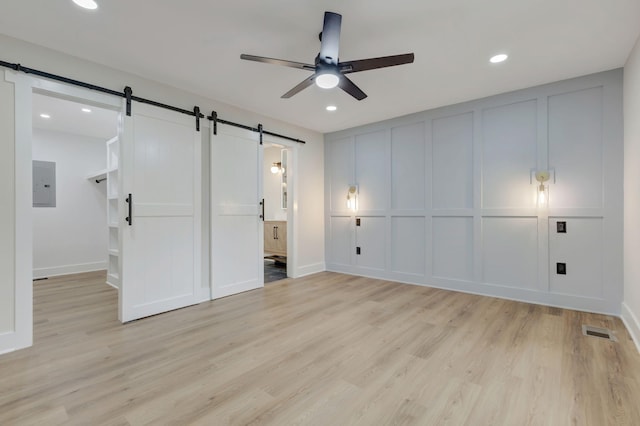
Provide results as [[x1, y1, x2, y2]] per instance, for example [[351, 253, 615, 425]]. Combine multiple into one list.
[[339, 53, 415, 74], [281, 74, 316, 98], [339, 75, 367, 101], [240, 54, 315, 71], [319, 12, 342, 65]]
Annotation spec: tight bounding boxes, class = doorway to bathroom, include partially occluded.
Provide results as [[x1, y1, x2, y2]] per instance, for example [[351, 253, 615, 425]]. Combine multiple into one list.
[[263, 143, 289, 283]]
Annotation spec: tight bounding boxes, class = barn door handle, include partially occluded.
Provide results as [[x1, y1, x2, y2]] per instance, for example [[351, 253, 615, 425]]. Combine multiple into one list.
[[125, 194, 133, 226], [259, 199, 264, 221]]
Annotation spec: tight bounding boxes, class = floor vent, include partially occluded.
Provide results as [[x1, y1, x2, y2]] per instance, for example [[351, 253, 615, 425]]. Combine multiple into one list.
[[582, 325, 617, 342]]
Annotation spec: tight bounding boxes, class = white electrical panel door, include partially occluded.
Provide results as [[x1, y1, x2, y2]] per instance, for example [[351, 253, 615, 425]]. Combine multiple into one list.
[[211, 124, 264, 299], [32, 160, 56, 207], [119, 102, 202, 323]]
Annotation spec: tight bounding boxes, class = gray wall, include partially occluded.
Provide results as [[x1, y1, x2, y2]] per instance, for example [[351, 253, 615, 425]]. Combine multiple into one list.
[[325, 69, 623, 314]]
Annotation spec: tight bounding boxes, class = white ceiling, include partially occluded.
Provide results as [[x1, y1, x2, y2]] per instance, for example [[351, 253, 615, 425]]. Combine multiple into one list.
[[33, 93, 118, 140], [3, 1, 640, 133]]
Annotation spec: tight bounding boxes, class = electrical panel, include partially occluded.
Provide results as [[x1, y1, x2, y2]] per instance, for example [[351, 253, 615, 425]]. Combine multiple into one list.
[[33, 160, 56, 208]]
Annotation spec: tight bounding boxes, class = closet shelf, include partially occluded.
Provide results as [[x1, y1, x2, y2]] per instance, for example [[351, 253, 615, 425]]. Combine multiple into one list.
[[86, 169, 107, 182], [106, 273, 120, 289]]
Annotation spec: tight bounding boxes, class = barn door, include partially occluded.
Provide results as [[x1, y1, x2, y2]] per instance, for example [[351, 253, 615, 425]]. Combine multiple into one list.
[[211, 124, 264, 299], [119, 102, 202, 322]]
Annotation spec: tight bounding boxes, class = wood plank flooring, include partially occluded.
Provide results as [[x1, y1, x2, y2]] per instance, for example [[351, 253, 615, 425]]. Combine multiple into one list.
[[1, 271, 640, 425]]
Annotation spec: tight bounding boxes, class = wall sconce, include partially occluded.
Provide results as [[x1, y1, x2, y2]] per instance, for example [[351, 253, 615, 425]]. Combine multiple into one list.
[[535, 171, 550, 205], [347, 185, 358, 211], [270, 162, 283, 174]]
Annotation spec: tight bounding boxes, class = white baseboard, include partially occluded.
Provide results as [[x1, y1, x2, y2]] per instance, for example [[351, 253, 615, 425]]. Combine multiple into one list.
[[325, 264, 621, 316], [621, 302, 640, 354], [0, 331, 16, 355], [295, 262, 326, 278], [105, 281, 119, 290], [0, 329, 31, 355], [33, 261, 107, 279], [0, 346, 17, 356]]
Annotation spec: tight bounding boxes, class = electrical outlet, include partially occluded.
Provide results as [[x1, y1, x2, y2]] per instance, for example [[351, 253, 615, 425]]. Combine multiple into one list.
[[356, 218, 361, 226], [556, 262, 567, 275], [557, 221, 567, 233]]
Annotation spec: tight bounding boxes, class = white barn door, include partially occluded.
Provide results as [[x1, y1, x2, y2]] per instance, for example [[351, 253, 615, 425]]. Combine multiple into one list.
[[119, 102, 202, 322], [211, 124, 264, 299]]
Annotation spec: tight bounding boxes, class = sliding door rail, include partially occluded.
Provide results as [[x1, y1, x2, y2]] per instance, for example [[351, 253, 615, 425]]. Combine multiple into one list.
[[1, 59, 305, 143]]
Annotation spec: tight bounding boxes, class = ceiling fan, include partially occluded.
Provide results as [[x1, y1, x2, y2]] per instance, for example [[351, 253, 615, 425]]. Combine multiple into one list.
[[240, 11, 415, 101]]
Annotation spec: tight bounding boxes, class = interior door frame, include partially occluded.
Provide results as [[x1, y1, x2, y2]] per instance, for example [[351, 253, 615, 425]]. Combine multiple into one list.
[[5, 70, 123, 352], [263, 136, 299, 279]]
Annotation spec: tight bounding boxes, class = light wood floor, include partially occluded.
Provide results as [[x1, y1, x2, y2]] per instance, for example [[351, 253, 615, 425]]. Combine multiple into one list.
[[1, 271, 640, 425]]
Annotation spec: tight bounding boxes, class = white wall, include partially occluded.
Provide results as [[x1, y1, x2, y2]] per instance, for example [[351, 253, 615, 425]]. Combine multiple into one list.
[[325, 69, 623, 315], [0, 34, 325, 352], [263, 146, 286, 221], [32, 128, 108, 278], [623, 35, 640, 351]]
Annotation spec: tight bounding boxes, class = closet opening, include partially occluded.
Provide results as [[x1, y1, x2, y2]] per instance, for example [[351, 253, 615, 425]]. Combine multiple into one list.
[[31, 91, 120, 310], [263, 143, 290, 283]]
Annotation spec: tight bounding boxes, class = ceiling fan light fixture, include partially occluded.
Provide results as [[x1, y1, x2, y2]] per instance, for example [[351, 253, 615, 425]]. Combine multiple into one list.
[[315, 72, 340, 89], [240, 11, 414, 100]]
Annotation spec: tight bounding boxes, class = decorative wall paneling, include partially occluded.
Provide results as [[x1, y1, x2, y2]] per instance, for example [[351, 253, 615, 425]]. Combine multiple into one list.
[[325, 69, 623, 314]]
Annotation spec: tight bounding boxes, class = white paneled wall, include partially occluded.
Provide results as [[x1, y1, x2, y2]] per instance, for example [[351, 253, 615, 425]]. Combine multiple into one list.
[[432, 217, 472, 281], [482, 100, 538, 209], [392, 217, 425, 276], [482, 217, 538, 290], [548, 88, 603, 209], [325, 69, 623, 314], [432, 114, 472, 209], [355, 131, 388, 212], [549, 218, 603, 298]]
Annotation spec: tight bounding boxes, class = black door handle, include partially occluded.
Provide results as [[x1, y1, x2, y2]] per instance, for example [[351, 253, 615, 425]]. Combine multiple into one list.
[[125, 194, 133, 226], [260, 199, 264, 221]]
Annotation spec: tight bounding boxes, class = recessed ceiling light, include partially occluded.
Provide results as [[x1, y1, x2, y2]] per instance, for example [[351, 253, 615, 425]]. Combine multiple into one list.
[[72, 0, 98, 10], [40, 114, 51, 119], [490, 54, 508, 64], [326, 105, 337, 112], [82, 108, 92, 113]]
